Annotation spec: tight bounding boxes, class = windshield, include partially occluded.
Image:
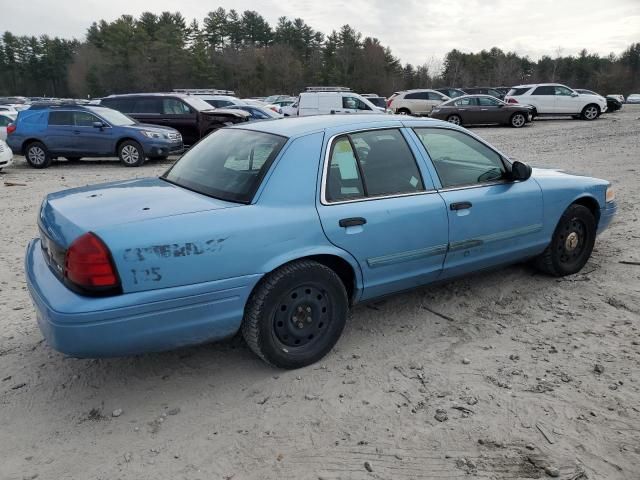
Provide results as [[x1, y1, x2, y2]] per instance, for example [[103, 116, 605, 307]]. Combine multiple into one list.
[[90, 107, 136, 126], [162, 128, 287, 203], [182, 96, 217, 111]]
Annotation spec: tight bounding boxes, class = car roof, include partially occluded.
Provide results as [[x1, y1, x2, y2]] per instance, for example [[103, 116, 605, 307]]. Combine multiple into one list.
[[104, 92, 189, 98], [230, 114, 449, 138]]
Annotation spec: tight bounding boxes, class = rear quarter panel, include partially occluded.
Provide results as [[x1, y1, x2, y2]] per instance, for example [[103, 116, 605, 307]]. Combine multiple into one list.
[[95, 132, 363, 296]]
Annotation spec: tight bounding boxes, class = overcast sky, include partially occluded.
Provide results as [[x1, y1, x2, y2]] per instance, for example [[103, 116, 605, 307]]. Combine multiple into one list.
[[2, 0, 639, 65]]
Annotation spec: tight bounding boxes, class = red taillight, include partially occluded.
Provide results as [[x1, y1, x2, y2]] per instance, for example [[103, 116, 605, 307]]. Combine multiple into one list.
[[506, 97, 518, 104], [387, 98, 394, 107], [65, 232, 119, 291], [7, 123, 16, 135]]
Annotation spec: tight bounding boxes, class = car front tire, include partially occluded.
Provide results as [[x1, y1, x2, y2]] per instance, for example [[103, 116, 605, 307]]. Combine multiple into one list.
[[118, 140, 145, 167], [581, 104, 600, 121], [534, 204, 596, 276], [510, 112, 526, 128], [25, 141, 52, 169], [242, 260, 348, 369]]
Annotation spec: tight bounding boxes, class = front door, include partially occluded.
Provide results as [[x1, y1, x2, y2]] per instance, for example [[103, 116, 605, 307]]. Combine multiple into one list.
[[72, 111, 113, 155], [476, 96, 505, 124], [412, 127, 544, 278], [317, 127, 449, 300], [553, 85, 579, 113]]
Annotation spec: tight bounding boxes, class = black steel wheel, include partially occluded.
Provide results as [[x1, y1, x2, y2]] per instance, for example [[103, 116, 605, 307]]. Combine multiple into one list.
[[535, 204, 596, 276], [242, 260, 348, 369]]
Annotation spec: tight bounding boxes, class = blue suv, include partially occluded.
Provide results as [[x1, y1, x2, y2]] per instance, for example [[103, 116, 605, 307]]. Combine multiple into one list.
[[7, 104, 184, 168]]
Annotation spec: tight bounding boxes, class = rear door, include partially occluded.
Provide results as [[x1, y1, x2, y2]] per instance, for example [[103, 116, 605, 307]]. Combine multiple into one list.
[[45, 110, 75, 153], [412, 127, 544, 277], [404, 92, 429, 114], [454, 97, 479, 124], [529, 85, 556, 113], [316, 127, 449, 300]]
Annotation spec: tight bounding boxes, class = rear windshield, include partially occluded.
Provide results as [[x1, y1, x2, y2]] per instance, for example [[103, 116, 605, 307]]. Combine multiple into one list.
[[162, 128, 287, 203], [508, 87, 531, 96]]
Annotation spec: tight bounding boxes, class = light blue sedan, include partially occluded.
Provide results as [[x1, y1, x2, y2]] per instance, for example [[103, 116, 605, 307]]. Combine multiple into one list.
[[26, 115, 617, 368]]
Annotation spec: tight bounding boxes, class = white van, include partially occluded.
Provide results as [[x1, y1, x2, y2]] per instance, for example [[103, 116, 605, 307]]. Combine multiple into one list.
[[292, 87, 383, 117]]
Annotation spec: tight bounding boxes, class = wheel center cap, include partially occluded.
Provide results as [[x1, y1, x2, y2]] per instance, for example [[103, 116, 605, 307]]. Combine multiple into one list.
[[565, 232, 579, 251], [292, 305, 313, 329]]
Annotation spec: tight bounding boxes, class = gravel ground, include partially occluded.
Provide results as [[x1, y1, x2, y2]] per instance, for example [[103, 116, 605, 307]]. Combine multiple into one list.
[[1, 107, 639, 480]]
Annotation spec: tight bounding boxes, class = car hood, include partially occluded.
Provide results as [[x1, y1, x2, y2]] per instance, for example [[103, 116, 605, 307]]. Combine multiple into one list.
[[200, 108, 250, 119], [40, 177, 240, 248], [125, 123, 180, 134]]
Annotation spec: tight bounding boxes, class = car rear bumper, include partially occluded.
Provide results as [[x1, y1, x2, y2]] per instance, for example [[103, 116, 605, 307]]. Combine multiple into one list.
[[597, 201, 617, 234], [0, 149, 13, 169], [25, 238, 261, 357]]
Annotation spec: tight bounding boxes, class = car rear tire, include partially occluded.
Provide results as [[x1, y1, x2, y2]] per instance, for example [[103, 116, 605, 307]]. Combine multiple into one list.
[[510, 112, 526, 128], [242, 260, 348, 369], [118, 140, 145, 167], [581, 104, 600, 121], [534, 204, 596, 277], [25, 142, 52, 169], [65, 157, 81, 162], [447, 114, 462, 126], [397, 108, 411, 115]]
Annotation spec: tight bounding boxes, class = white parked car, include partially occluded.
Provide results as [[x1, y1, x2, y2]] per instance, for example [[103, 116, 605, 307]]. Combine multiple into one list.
[[387, 89, 450, 116], [0, 139, 14, 171], [0, 112, 17, 141], [626, 94, 640, 104], [291, 88, 383, 116], [504, 83, 607, 120], [607, 94, 625, 103]]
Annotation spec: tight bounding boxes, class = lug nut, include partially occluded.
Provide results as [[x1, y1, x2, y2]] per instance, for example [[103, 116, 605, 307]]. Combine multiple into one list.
[[306, 316, 312, 323], [306, 306, 311, 313], [297, 322, 304, 329]]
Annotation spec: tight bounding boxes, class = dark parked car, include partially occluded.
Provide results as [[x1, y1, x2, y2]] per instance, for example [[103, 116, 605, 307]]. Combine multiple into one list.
[[430, 95, 532, 128], [6, 104, 183, 168], [435, 88, 466, 99], [575, 89, 622, 112], [461, 87, 505, 100], [100, 93, 249, 145]]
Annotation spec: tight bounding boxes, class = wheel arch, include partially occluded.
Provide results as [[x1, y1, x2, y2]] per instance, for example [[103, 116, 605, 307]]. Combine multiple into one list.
[[572, 195, 601, 225], [259, 248, 363, 305], [115, 137, 143, 155], [22, 138, 44, 153]]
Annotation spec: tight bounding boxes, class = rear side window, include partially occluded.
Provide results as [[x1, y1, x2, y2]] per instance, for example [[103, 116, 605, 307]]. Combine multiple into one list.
[[455, 98, 476, 106], [414, 128, 506, 188], [404, 92, 428, 100], [132, 98, 162, 114], [508, 87, 531, 96], [326, 129, 424, 202], [163, 129, 287, 204], [103, 98, 137, 113], [532, 86, 555, 95], [48, 111, 74, 126]]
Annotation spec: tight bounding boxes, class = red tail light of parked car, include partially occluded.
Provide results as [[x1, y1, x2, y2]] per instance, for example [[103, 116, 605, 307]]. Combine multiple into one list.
[[6, 123, 16, 135], [65, 232, 121, 293]]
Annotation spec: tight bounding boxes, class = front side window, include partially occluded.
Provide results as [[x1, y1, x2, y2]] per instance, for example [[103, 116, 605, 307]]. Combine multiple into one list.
[[342, 96, 371, 110], [163, 129, 287, 204], [48, 111, 74, 126], [554, 86, 573, 96], [414, 128, 506, 188], [163, 98, 192, 115], [427, 92, 444, 101], [326, 129, 425, 202], [74, 111, 100, 127]]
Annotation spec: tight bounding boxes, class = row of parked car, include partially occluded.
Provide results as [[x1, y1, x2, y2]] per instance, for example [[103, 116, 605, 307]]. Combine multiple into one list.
[[1, 84, 638, 170]]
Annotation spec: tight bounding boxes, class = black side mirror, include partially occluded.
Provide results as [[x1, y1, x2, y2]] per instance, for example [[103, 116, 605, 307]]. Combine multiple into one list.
[[511, 160, 532, 181], [92, 121, 104, 129]]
